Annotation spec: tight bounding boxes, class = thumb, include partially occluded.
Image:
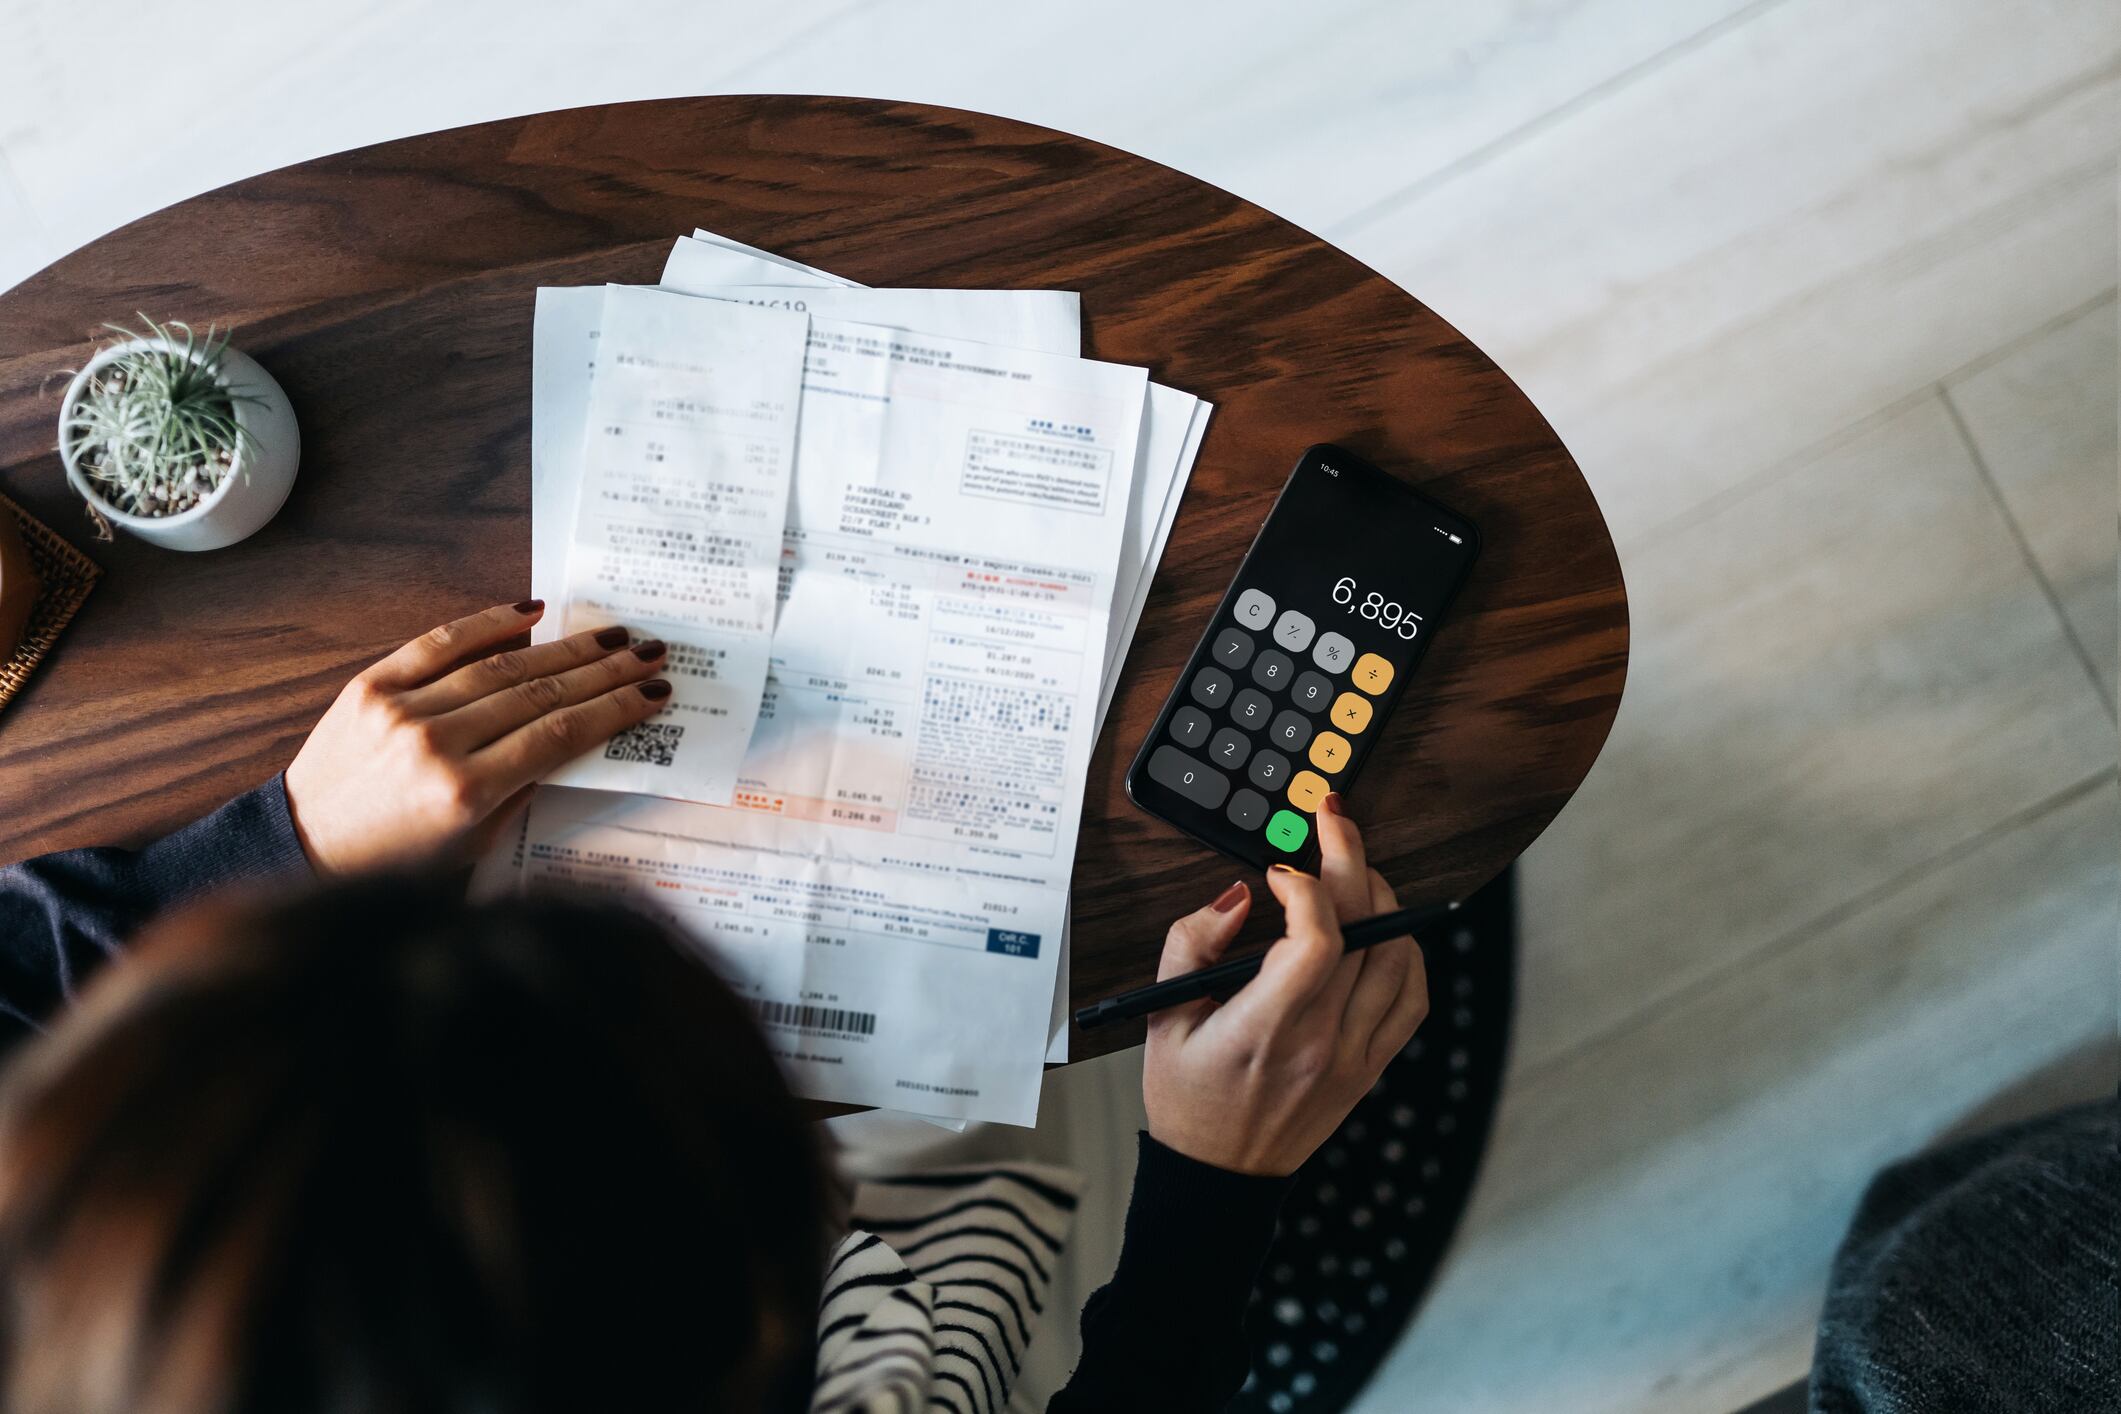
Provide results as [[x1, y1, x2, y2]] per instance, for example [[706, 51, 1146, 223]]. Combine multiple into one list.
[[1158, 881, 1251, 979], [1149, 881, 1251, 1044], [1222, 865, 1344, 1034]]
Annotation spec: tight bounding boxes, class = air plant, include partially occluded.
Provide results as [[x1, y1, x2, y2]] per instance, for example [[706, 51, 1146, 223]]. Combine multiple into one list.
[[61, 316, 261, 533]]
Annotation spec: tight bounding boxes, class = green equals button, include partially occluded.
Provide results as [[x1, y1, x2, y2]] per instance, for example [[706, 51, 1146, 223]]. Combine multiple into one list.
[[1264, 809, 1310, 853]]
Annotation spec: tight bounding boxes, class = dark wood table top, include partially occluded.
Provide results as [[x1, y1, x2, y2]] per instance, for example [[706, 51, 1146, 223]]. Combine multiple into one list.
[[0, 96, 1627, 1063]]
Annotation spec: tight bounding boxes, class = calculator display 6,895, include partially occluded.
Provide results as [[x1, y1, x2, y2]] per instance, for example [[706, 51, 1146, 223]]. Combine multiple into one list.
[[1124, 444, 1479, 871]]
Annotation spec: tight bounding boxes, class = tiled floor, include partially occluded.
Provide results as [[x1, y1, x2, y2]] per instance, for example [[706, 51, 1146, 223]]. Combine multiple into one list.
[[3, 4, 2114, 1410]]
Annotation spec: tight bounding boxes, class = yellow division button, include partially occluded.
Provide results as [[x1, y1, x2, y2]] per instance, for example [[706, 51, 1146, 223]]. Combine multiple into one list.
[[1287, 769, 1330, 812], [1353, 653, 1395, 695], [1331, 691, 1373, 734], [1308, 730, 1351, 774]]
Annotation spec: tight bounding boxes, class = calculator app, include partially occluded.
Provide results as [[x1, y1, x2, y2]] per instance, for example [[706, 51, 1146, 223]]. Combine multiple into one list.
[[1127, 445, 1478, 870]]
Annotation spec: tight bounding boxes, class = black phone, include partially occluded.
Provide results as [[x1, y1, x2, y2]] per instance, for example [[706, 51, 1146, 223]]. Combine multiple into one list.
[[1124, 444, 1479, 871]]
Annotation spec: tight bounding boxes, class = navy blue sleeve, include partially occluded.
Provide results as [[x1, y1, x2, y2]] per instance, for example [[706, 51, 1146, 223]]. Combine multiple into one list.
[[0, 774, 313, 1054], [1049, 1131, 1295, 1413]]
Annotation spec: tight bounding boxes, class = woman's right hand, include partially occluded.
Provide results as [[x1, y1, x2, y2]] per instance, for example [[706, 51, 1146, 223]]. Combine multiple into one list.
[[1142, 797, 1429, 1177], [283, 600, 670, 876]]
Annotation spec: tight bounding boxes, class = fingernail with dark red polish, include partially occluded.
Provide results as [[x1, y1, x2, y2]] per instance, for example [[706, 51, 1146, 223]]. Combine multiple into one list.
[[514, 599, 543, 615], [594, 626, 630, 650], [1321, 792, 1343, 816], [631, 639, 667, 662], [1212, 881, 1247, 913], [639, 680, 672, 701]]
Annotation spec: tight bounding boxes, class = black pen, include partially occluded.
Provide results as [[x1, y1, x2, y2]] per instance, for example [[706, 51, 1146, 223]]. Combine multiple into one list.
[[1074, 898, 1461, 1031]]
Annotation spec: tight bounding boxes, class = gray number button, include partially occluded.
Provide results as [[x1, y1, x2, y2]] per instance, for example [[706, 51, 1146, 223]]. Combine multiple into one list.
[[1291, 670, 1334, 711], [1226, 788, 1270, 831], [1208, 728, 1252, 771], [1212, 627, 1255, 669], [1313, 631, 1355, 673], [1269, 710, 1314, 753], [1189, 665, 1233, 708], [1167, 705, 1212, 749], [1230, 687, 1273, 731], [1272, 610, 1316, 652], [1247, 749, 1291, 791], [1233, 588, 1276, 630], [1251, 649, 1295, 691], [1147, 744, 1230, 809]]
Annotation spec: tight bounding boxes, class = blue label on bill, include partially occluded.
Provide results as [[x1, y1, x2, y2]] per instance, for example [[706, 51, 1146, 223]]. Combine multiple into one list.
[[985, 929, 1040, 958]]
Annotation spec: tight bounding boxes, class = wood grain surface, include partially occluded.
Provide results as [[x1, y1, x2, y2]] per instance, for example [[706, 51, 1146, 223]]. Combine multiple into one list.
[[0, 96, 1628, 1062]]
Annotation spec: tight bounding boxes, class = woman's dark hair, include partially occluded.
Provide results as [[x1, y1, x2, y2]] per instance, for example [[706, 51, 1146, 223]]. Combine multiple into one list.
[[0, 876, 831, 1413]]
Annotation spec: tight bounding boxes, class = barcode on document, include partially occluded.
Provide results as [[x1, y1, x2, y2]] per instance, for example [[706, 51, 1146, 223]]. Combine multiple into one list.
[[604, 720, 684, 767], [751, 999, 878, 1037]]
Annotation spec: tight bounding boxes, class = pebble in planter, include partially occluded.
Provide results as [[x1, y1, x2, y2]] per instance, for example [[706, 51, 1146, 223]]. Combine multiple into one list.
[[58, 317, 299, 552]]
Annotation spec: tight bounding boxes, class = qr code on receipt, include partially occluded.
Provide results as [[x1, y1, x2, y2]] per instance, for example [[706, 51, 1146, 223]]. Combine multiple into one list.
[[603, 721, 684, 767]]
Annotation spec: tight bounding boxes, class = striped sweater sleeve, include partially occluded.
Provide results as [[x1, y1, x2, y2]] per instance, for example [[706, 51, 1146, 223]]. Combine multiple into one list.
[[818, 1163, 1083, 1414], [1048, 1132, 1295, 1413]]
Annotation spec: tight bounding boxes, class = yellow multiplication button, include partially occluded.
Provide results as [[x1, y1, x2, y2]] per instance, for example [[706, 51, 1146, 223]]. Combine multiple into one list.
[[1307, 731, 1352, 774], [1331, 691, 1373, 734], [1353, 653, 1395, 695], [1286, 769, 1331, 812]]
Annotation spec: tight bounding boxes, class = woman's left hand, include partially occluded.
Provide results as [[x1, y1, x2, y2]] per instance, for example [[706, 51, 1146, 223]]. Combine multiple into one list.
[[283, 600, 670, 875]]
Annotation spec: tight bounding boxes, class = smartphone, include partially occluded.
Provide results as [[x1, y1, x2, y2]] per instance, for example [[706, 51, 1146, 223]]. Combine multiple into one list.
[[1124, 444, 1479, 871]]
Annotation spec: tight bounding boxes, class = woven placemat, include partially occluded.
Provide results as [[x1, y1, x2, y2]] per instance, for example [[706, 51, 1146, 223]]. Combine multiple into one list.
[[0, 493, 100, 718]]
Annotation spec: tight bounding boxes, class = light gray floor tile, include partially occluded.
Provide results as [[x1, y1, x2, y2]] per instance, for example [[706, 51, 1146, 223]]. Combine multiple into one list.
[[1947, 296, 2119, 700], [1512, 393, 2115, 1073], [1334, 0, 2121, 549], [0, 0, 867, 276], [0, 148, 51, 297]]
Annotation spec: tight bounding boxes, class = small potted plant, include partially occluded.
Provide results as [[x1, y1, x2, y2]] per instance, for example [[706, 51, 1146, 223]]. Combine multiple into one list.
[[58, 317, 299, 551]]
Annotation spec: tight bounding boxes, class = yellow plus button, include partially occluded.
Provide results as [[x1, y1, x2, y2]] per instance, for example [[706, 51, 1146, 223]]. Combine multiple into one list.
[[1331, 691, 1373, 734], [1308, 730, 1351, 774], [1353, 653, 1395, 695]]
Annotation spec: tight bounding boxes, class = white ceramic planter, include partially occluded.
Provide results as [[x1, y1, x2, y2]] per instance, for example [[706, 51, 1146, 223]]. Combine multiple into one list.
[[58, 337, 300, 552]]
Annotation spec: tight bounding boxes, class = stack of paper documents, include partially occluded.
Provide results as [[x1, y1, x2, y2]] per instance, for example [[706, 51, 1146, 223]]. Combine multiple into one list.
[[474, 230, 1210, 1126]]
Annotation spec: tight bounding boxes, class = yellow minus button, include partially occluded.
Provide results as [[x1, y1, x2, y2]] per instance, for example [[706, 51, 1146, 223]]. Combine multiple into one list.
[[1286, 769, 1330, 812]]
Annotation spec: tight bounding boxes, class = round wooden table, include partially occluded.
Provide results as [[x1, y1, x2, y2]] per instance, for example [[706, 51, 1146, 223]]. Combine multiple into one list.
[[0, 96, 1627, 1061]]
